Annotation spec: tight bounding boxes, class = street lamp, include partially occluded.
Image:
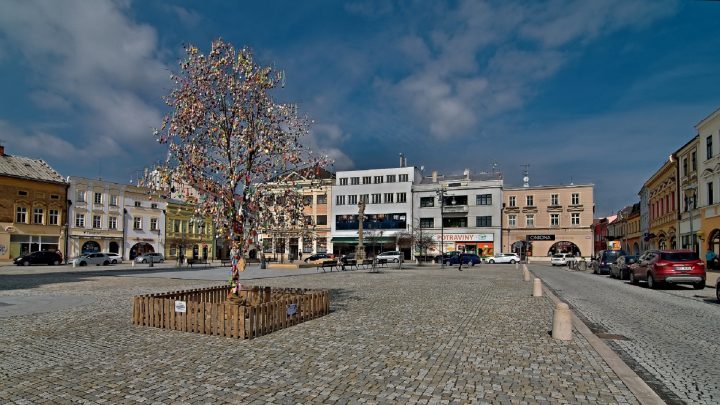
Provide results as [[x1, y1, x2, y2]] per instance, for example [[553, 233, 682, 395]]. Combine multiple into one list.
[[435, 187, 456, 268]]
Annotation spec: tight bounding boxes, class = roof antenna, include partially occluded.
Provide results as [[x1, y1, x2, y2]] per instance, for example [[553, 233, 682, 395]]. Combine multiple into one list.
[[521, 164, 530, 188]]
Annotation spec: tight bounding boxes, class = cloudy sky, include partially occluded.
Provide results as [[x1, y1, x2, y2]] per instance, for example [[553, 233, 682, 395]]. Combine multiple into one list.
[[1, 0, 719, 215]]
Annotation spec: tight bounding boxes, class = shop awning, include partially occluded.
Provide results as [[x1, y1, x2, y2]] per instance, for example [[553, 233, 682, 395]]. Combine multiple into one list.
[[331, 236, 397, 243]]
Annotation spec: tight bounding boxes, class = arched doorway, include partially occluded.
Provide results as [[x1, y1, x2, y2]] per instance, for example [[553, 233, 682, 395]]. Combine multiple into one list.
[[708, 229, 720, 256], [657, 232, 667, 250], [109, 241, 119, 254], [81, 241, 101, 255], [129, 242, 154, 260], [511, 240, 531, 258], [547, 241, 581, 256]]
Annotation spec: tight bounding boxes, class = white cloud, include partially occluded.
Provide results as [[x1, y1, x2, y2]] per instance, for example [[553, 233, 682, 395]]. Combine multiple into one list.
[[0, 0, 167, 144], [308, 123, 355, 170]]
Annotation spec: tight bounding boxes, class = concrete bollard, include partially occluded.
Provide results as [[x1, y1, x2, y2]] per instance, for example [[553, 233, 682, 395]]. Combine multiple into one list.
[[72, 261, 76, 268], [131, 260, 135, 268], [533, 278, 543, 297], [552, 302, 572, 341], [515, 262, 519, 270], [523, 267, 530, 282]]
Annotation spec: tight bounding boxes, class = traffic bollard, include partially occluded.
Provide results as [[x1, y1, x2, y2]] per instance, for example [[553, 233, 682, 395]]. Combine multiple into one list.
[[533, 278, 543, 297], [552, 302, 572, 341], [523, 267, 530, 282]]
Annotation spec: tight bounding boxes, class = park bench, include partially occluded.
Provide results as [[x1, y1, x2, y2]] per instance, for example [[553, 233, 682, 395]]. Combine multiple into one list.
[[317, 260, 339, 272], [186, 258, 210, 268]]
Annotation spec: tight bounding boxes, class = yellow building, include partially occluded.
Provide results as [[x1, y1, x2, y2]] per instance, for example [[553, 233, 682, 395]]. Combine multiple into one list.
[[644, 157, 678, 250], [165, 200, 214, 262], [696, 107, 720, 258], [0, 146, 68, 262]]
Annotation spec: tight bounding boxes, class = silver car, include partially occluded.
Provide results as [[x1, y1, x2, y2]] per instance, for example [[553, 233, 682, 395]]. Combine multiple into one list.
[[135, 253, 164, 263], [105, 253, 123, 264], [485, 253, 520, 264], [72, 253, 111, 266]]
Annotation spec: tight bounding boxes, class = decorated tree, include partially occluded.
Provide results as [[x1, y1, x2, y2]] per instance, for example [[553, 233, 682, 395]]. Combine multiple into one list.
[[152, 39, 328, 297]]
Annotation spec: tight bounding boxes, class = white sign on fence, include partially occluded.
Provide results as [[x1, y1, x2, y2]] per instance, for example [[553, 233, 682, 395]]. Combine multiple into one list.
[[174, 300, 187, 313], [287, 303, 297, 317]]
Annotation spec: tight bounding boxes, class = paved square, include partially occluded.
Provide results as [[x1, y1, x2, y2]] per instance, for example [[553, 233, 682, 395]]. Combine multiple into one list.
[[0, 266, 639, 404]]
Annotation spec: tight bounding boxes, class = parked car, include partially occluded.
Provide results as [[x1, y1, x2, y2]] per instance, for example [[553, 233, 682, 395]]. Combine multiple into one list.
[[304, 253, 332, 263], [446, 253, 481, 266], [485, 253, 520, 264], [135, 252, 164, 263], [13, 250, 62, 266], [591, 250, 627, 275], [105, 252, 123, 264], [550, 253, 571, 266], [377, 251, 403, 263], [340, 252, 355, 265], [629, 250, 705, 289], [434, 251, 461, 263], [716, 277, 720, 302], [610, 255, 638, 280], [72, 253, 111, 266]]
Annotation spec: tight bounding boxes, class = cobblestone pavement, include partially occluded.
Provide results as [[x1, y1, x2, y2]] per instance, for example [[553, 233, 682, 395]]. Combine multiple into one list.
[[531, 264, 720, 405], [0, 266, 639, 404]]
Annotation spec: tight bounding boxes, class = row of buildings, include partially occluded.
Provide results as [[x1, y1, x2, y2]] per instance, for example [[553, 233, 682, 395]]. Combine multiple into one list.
[[598, 107, 720, 261], [0, 145, 595, 263]]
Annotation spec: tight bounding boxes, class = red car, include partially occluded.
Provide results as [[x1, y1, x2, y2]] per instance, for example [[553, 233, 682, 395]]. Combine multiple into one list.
[[629, 250, 705, 289]]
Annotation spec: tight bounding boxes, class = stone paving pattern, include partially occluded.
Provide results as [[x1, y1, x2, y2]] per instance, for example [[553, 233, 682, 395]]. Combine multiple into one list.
[[0, 266, 639, 404], [532, 264, 720, 405]]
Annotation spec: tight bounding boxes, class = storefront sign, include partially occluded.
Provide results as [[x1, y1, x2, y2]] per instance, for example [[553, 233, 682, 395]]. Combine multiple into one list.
[[527, 234, 555, 241], [174, 300, 187, 313], [431, 233, 493, 242], [607, 241, 621, 251]]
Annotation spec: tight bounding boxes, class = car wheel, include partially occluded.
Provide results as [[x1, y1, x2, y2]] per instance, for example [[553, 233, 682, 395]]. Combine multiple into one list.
[[103, 260, 109, 266], [647, 274, 657, 289], [392, 258, 399, 263], [23, 260, 30, 266], [159, 259, 164, 263], [80, 261, 87, 266], [489, 259, 495, 264], [142, 259, 147, 264], [509, 259, 515, 264], [471, 261, 476, 266], [629, 271, 638, 285], [52, 260, 60, 266], [716, 284, 720, 302], [111, 260, 117, 264], [693, 281, 705, 290]]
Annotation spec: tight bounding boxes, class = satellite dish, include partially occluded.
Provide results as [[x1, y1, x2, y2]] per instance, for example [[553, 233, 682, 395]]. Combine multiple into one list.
[[522, 176, 529, 183]]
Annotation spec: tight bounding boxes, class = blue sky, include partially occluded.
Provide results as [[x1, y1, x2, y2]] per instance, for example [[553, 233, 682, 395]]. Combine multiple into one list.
[[1, 0, 719, 216]]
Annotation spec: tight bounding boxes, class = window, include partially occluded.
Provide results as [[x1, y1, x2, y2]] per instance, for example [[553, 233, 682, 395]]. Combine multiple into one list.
[[150, 218, 158, 231], [134, 201, 141, 207], [384, 193, 394, 203], [33, 208, 44, 224], [508, 214, 516, 227], [49, 209, 59, 225], [362, 176, 372, 184], [399, 174, 409, 182], [317, 194, 327, 204], [419, 218, 434, 228], [475, 216, 492, 227], [173, 220, 180, 233], [94, 192, 102, 204], [682, 158, 688, 177], [420, 197, 434, 207], [93, 215, 101, 228], [110, 195, 118, 206], [348, 195, 358, 205], [396, 192, 407, 203], [350, 177, 360, 185], [707, 135, 713, 159], [316, 215, 327, 225], [75, 213, 85, 228], [372, 193, 381, 204], [109, 216, 117, 230], [275, 238, 285, 253], [133, 217, 142, 230], [360, 194, 369, 204], [336, 195, 345, 205], [18, 190, 28, 196], [386, 174, 396, 183], [692, 151, 697, 171], [374, 176, 383, 184], [551, 194, 559, 205], [303, 195, 313, 206], [571, 213, 580, 225], [77, 191, 85, 202], [526, 214, 534, 227], [151, 203, 158, 209], [550, 213, 559, 226], [526, 195, 534, 206], [476, 194, 492, 205], [708, 181, 714, 205], [571, 193, 580, 205], [442, 217, 467, 228], [509, 196, 516, 207], [339, 178, 348, 186]]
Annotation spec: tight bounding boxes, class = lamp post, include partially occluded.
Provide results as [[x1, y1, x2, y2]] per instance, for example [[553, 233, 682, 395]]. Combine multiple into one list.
[[436, 188, 445, 268]]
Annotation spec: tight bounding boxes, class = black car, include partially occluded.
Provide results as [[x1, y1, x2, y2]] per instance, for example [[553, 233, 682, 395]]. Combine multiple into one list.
[[609, 255, 638, 280], [14, 250, 63, 266], [592, 250, 627, 275], [304, 253, 332, 263], [340, 252, 355, 264]]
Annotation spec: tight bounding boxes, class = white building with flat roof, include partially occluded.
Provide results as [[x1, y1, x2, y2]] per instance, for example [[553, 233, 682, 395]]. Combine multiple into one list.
[[330, 164, 421, 258]]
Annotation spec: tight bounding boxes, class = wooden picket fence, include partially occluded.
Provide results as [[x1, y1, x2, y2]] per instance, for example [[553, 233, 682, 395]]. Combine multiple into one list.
[[132, 285, 330, 339]]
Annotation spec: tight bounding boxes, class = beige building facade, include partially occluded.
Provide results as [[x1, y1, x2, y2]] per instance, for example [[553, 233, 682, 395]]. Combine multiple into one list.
[[644, 158, 678, 250], [68, 177, 126, 258], [502, 184, 594, 260]]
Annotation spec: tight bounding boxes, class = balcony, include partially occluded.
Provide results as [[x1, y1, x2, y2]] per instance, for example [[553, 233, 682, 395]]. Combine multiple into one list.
[[443, 205, 469, 214]]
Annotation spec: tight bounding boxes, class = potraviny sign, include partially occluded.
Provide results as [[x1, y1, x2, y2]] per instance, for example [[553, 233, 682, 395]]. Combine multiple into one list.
[[431, 233, 493, 242]]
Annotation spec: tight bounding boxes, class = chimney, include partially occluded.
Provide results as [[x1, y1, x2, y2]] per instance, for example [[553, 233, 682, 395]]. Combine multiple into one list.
[[0, 145, 4, 156], [399, 153, 406, 168], [432, 171, 437, 183], [463, 168, 470, 180]]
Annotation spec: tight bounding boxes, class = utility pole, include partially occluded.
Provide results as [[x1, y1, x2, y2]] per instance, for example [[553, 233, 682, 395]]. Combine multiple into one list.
[[436, 187, 446, 268]]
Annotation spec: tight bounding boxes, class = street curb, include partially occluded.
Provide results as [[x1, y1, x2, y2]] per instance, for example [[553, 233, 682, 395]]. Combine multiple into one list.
[[534, 271, 666, 405]]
